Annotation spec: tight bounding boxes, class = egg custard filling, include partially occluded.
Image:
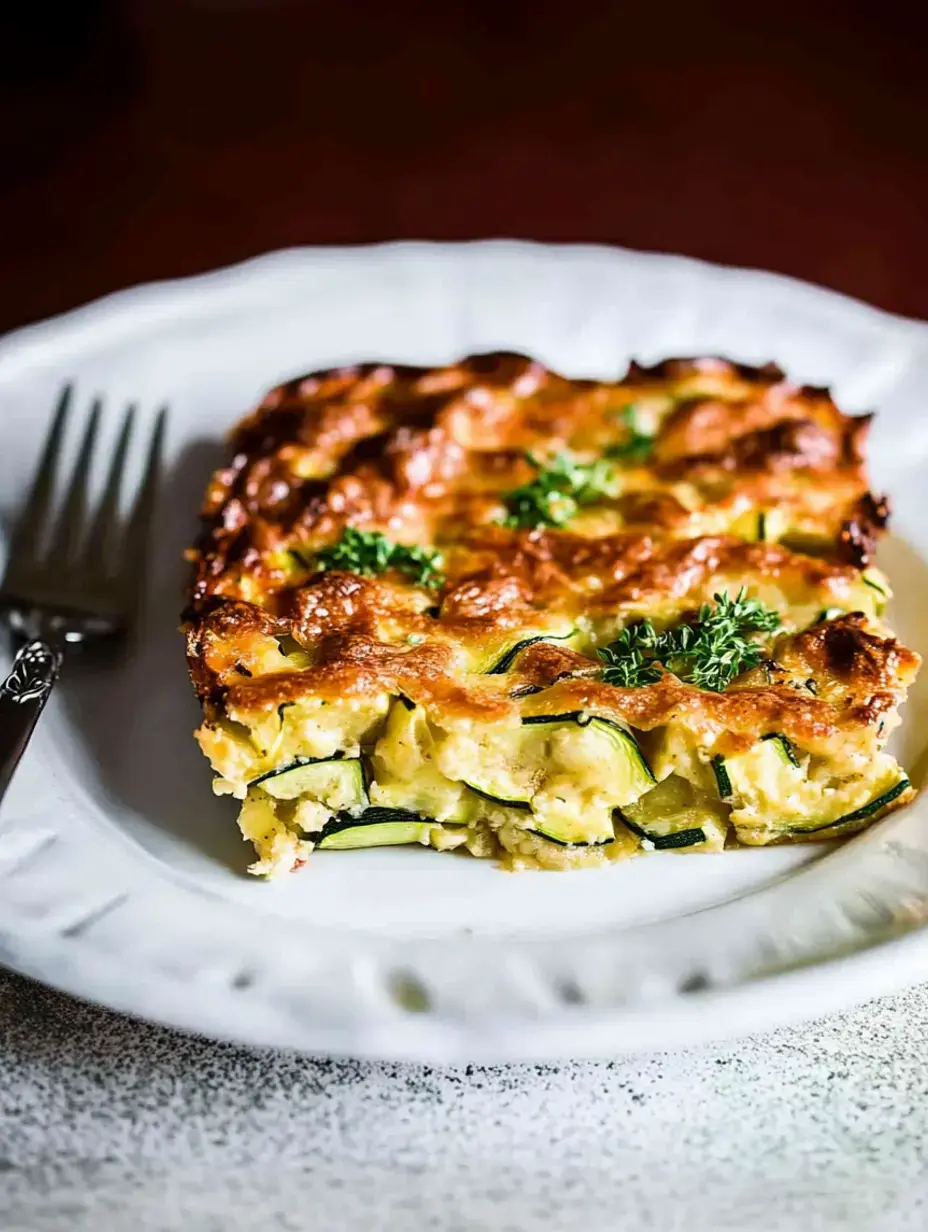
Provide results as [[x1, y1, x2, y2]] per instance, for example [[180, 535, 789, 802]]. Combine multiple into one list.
[[184, 353, 919, 875]]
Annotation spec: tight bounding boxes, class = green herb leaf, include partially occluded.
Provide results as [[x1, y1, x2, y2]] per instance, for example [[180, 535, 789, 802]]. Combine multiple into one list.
[[501, 452, 619, 529], [598, 589, 780, 693], [597, 621, 664, 688], [604, 405, 654, 465], [678, 591, 780, 691], [313, 527, 445, 589]]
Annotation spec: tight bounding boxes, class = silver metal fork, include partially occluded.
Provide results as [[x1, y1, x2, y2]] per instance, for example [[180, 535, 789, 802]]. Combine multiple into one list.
[[0, 387, 165, 803]]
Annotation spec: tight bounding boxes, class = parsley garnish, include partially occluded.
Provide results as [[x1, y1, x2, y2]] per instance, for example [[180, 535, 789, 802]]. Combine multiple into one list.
[[598, 589, 781, 692], [604, 405, 654, 464], [501, 452, 618, 529], [313, 527, 445, 589]]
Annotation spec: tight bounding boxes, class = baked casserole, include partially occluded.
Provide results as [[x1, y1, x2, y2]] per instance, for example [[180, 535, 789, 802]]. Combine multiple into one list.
[[184, 353, 919, 875]]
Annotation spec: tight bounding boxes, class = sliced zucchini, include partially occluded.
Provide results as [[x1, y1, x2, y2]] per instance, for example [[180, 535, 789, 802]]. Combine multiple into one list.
[[711, 755, 733, 800], [718, 732, 912, 842], [713, 733, 798, 802], [621, 817, 706, 850], [763, 732, 800, 767], [526, 797, 617, 846], [521, 711, 647, 743], [462, 712, 654, 808], [757, 509, 785, 542], [861, 568, 891, 616], [528, 829, 614, 849], [486, 631, 577, 675], [817, 607, 846, 622], [862, 569, 890, 600], [617, 773, 729, 851], [645, 724, 721, 797], [371, 699, 478, 822], [251, 755, 368, 810], [730, 507, 785, 543], [373, 777, 479, 822], [460, 712, 655, 845], [780, 529, 833, 557], [459, 718, 539, 808], [465, 782, 532, 810], [783, 777, 911, 835], [317, 806, 433, 850]]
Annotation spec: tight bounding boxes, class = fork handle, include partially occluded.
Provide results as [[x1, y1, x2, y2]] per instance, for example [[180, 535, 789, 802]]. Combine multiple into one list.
[[0, 640, 63, 804]]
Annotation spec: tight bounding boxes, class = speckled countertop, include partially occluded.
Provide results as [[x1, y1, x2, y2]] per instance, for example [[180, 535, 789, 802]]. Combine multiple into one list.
[[3, 970, 928, 1232]]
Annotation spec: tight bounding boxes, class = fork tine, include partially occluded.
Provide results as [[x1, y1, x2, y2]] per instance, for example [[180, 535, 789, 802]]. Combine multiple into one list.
[[119, 407, 167, 605], [83, 405, 135, 577], [45, 398, 102, 567], [5, 385, 72, 567]]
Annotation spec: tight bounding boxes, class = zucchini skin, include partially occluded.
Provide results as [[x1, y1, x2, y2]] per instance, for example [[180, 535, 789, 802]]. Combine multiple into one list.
[[715, 738, 910, 837], [465, 712, 653, 807], [522, 710, 608, 728], [387, 707, 645, 736], [862, 572, 890, 599], [712, 755, 733, 800], [249, 752, 345, 787], [487, 632, 575, 675], [467, 712, 652, 839], [784, 778, 911, 835], [713, 734, 798, 799], [464, 783, 532, 811], [318, 806, 432, 841], [529, 830, 614, 849], [618, 814, 708, 850], [762, 732, 800, 767], [521, 712, 649, 756], [318, 805, 615, 851]]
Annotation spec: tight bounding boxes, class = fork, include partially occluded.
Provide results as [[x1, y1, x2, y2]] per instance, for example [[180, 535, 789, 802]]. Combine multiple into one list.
[[0, 387, 165, 804]]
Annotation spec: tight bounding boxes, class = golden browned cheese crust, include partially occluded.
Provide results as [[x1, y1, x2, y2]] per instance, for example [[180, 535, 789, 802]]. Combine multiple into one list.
[[184, 353, 919, 872], [188, 354, 882, 620], [186, 354, 901, 707]]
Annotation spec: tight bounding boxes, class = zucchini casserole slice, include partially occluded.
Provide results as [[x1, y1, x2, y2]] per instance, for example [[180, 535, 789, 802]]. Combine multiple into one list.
[[184, 353, 919, 875]]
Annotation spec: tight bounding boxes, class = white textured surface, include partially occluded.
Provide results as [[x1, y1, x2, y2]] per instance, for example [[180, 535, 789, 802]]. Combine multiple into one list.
[[3, 967, 928, 1232]]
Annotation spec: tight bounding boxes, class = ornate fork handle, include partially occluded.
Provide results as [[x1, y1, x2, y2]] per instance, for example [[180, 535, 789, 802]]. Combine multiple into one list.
[[0, 640, 63, 804]]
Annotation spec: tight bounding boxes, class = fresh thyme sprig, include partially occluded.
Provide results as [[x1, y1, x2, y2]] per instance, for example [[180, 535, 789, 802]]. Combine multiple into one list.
[[597, 589, 781, 692], [604, 404, 654, 465], [597, 621, 664, 688], [677, 590, 781, 691], [309, 526, 445, 589], [501, 452, 619, 529]]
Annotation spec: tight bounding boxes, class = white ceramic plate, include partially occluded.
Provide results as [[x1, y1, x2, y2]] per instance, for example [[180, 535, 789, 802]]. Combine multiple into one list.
[[2, 241, 928, 1063]]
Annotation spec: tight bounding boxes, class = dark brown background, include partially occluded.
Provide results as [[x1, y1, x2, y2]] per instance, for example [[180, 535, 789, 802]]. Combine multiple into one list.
[[1, 0, 926, 337]]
